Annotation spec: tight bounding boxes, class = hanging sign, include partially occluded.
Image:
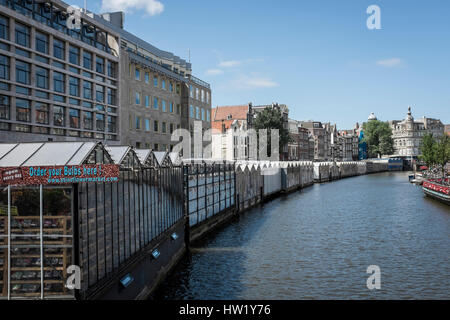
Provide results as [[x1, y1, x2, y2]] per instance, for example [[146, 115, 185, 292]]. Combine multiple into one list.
[[0, 164, 120, 186]]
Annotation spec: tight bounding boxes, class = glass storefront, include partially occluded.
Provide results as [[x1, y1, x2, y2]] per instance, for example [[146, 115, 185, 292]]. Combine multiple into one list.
[[0, 185, 73, 299]]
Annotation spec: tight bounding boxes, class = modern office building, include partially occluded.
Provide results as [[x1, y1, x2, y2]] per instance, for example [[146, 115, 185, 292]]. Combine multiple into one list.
[[0, 1, 211, 154], [0, 0, 120, 143]]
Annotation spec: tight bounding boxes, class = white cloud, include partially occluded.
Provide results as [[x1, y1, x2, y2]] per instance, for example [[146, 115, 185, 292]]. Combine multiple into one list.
[[218, 60, 242, 68], [377, 58, 403, 67], [101, 0, 164, 16], [234, 75, 279, 89], [205, 69, 224, 76]]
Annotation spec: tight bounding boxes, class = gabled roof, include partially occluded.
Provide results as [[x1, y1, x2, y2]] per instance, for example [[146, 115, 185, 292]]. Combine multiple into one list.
[[0, 142, 104, 167], [105, 146, 131, 165], [212, 105, 249, 121], [153, 151, 172, 167]]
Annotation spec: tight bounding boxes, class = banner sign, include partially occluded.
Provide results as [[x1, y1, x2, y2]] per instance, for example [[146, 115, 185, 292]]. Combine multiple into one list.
[[0, 164, 120, 186]]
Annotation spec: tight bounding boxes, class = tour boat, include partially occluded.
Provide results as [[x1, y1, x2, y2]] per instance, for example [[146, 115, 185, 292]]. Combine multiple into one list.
[[422, 179, 450, 205]]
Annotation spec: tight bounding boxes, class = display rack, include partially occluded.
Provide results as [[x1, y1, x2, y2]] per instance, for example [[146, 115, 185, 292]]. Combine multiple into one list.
[[0, 216, 72, 298]]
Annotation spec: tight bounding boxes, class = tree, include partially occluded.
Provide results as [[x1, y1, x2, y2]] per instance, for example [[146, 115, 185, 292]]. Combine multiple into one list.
[[362, 120, 394, 158], [419, 133, 436, 167], [434, 135, 450, 177], [252, 107, 290, 158]]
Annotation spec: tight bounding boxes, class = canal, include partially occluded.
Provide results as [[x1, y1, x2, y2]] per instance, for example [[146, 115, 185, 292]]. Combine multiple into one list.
[[155, 172, 450, 300]]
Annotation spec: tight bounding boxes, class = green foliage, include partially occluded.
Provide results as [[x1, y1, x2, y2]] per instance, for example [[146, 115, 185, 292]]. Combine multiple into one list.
[[419, 133, 436, 167], [362, 120, 394, 158], [434, 135, 450, 176], [253, 107, 291, 157]]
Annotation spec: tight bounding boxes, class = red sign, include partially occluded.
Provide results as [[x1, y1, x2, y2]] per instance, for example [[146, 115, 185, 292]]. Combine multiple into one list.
[[0, 164, 120, 186]]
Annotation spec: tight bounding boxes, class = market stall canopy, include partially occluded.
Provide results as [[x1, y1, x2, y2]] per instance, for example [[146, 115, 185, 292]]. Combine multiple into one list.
[[135, 149, 157, 167], [0, 142, 113, 167], [105, 145, 141, 168], [153, 151, 172, 167]]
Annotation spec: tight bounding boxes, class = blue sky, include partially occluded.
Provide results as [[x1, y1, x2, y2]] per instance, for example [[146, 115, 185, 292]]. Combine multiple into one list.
[[72, 0, 450, 129]]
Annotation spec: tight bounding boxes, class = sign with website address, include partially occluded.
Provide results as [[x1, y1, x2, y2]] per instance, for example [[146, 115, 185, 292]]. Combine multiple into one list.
[[0, 164, 120, 186]]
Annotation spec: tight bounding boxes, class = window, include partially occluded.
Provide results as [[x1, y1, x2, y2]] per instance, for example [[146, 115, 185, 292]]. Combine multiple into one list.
[[201, 108, 205, 121], [170, 102, 174, 113], [201, 90, 204, 102], [83, 51, 92, 69], [53, 106, 65, 126], [35, 31, 48, 54], [53, 72, 65, 93], [96, 57, 104, 74], [145, 95, 149, 107], [69, 108, 80, 128], [0, 14, 9, 40], [69, 45, 79, 65], [36, 67, 49, 89], [53, 38, 65, 60], [206, 92, 210, 103], [15, 23, 30, 47], [154, 143, 159, 151], [162, 79, 166, 90], [83, 81, 92, 99], [96, 114, 105, 131], [35, 102, 49, 124], [169, 123, 174, 134], [153, 76, 158, 87], [16, 60, 30, 85], [0, 54, 9, 80], [153, 97, 158, 109], [135, 116, 141, 130], [196, 106, 200, 119], [107, 88, 116, 105], [162, 100, 166, 112], [176, 84, 180, 94], [135, 92, 141, 105], [189, 85, 193, 98], [135, 68, 140, 80], [69, 76, 79, 96], [190, 105, 194, 118], [84, 111, 93, 129], [196, 88, 199, 100], [145, 118, 150, 131], [0, 95, 10, 120], [107, 116, 116, 133], [177, 104, 181, 115], [145, 72, 149, 83], [162, 122, 167, 133], [107, 61, 116, 78], [207, 110, 210, 122], [16, 99, 31, 122], [154, 120, 159, 132], [170, 82, 174, 92], [95, 85, 104, 102]]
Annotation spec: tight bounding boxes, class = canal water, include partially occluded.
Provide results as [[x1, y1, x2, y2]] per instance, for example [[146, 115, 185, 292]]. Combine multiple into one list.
[[155, 172, 449, 300]]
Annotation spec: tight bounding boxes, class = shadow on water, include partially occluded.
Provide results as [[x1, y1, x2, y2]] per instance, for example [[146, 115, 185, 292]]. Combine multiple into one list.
[[154, 172, 450, 300]]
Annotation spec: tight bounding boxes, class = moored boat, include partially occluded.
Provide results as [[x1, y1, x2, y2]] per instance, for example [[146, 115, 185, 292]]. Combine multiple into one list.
[[422, 180, 450, 205]]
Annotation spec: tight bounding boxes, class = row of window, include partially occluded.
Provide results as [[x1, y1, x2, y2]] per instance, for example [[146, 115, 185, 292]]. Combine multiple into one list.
[[0, 54, 117, 105], [131, 114, 180, 134], [0, 14, 117, 78], [189, 84, 210, 104], [0, 95, 116, 133], [134, 92, 181, 114], [135, 142, 173, 152], [189, 105, 210, 122], [134, 66, 181, 94]]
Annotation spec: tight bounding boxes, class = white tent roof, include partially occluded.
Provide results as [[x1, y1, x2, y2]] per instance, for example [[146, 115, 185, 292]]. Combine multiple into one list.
[[0, 142, 99, 167], [134, 149, 152, 164], [105, 146, 130, 165]]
